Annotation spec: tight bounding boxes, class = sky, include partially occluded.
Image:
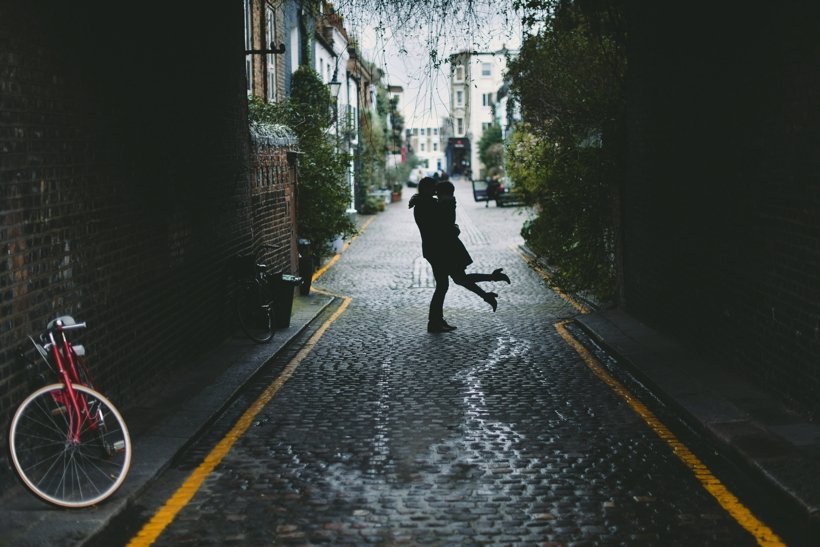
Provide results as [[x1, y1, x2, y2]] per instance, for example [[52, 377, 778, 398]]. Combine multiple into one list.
[[343, 5, 523, 129]]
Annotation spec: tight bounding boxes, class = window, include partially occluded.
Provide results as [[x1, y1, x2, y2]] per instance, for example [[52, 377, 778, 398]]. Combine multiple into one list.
[[433, 128, 438, 135], [290, 27, 299, 72], [482, 122, 491, 131], [243, 0, 253, 94], [347, 105, 358, 137], [413, 128, 418, 135], [481, 62, 492, 77], [420, 143, 425, 152], [455, 65, 464, 82], [265, 4, 277, 101], [420, 128, 425, 136], [456, 90, 463, 107], [482, 93, 494, 107], [456, 118, 464, 134], [433, 142, 438, 151]]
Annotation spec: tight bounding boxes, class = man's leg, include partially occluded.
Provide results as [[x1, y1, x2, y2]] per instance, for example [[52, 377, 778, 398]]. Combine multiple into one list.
[[429, 261, 450, 325]]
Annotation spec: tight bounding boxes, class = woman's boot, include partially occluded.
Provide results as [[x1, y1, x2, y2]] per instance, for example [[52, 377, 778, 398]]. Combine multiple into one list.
[[491, 268, 510, 284]]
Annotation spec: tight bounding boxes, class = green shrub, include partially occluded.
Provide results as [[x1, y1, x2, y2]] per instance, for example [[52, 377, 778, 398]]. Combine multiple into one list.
[[249, 67, 355, 262], [506, 0, 625, 302]]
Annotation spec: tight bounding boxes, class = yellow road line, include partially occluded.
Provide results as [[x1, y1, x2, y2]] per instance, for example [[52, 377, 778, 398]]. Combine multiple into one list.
[[313, 215, 376, 282], [555, 320, 784, 547], [513, 246, 589, 314], [128, 296, 352, 547]]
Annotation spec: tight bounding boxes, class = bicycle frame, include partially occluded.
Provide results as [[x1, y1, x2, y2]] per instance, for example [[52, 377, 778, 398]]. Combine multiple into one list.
[[44, 323, 100, 444]]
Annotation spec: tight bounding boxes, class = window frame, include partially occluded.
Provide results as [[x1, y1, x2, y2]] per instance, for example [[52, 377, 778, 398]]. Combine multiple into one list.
[[243, 0, 253, 95], [265, 3, 277, 102]]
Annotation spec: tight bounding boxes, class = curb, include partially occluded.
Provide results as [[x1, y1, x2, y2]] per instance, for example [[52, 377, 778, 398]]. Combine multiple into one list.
[[0, 293, 336, 547], [572, 310, 820, 542]]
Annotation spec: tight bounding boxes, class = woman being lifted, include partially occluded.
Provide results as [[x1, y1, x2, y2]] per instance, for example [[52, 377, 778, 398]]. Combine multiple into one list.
[[409, 177, 510, 333]]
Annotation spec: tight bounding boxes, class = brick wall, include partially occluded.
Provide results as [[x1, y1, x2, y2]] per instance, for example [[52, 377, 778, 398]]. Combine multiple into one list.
[[623, 2, 820, 416], [248, 138, 300, 272], [0, 1, 298, 486]]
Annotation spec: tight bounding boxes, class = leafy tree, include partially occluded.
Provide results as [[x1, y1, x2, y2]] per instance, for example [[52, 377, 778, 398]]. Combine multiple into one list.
[[360, 107, 386, 193], [505, 0, 626, 301], [478, 123, 503, 177], [387, 95, 405, 154], [249, 66, 356, 261]]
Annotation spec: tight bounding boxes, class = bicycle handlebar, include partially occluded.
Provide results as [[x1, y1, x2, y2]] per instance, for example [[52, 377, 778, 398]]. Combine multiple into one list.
[[45, 316, 87, 335]]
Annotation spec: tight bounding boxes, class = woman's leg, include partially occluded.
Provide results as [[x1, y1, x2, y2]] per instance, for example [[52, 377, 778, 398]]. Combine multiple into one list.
[[453, 268, 510, 286], [450, 269, 490, 297], [451, 268, 499, 312]]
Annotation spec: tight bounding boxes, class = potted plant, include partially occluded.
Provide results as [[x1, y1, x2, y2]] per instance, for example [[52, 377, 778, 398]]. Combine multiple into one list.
[[391, 182, 403, 202]]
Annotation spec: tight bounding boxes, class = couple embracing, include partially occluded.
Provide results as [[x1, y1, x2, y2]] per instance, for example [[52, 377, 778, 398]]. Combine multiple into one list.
[[409, 177, 510, 333]]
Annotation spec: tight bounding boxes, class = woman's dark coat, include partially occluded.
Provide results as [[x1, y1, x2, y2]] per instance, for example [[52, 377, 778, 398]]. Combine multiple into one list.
[[413, 195, 473, 271]]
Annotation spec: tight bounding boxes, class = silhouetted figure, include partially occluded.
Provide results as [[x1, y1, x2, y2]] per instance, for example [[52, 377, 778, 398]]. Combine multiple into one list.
[[486, 175, 502, 207], [436, 180, 510, 315], [410, 177, 510, 333]]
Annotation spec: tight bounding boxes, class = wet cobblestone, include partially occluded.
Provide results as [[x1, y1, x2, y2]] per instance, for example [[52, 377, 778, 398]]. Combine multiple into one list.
[[148, 181, 757, 545]]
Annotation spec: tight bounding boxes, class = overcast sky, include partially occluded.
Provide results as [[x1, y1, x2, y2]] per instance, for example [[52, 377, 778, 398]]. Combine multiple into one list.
[[351, 9, 523, 129]]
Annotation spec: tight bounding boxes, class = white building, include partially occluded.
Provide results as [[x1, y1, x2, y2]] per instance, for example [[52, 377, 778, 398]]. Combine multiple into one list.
[[314, 14, 358, 212], [405, 116, 445, 173], [447, 50, 508, 179]]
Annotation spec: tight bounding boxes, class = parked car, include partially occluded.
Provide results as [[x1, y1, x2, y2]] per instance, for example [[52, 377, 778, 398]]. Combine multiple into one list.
[[471, 175, 523, 206], [407, 167, 437, 187], [495, 176, 524, 207]]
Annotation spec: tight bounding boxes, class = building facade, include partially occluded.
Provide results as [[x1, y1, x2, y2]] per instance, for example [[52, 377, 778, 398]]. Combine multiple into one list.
[[447, 50, 508, 179], [405, 119, 445, 173]]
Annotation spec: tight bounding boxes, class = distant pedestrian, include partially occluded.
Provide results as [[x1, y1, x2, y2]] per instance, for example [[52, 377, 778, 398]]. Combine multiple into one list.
[[486, 175, 501, 207]]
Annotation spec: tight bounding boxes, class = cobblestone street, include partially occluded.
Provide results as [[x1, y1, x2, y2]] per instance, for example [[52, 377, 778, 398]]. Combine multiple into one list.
[[116, 180, 763, 545]]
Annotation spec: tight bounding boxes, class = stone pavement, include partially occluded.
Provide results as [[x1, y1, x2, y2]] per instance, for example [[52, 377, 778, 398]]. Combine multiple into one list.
[[575, 309, 820, 537], [0, 292, 335, 547], [2, 177, 818, 545]]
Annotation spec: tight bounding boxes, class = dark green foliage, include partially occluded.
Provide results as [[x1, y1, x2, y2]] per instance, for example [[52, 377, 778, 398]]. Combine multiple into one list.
[[478, 123, 503, 177], [249, 66, 355, 261], [507, 0, 625, 301]]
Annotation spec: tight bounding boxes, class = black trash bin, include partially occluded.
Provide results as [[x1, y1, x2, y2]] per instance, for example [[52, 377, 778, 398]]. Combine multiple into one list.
[[271, 273, 302, 328]]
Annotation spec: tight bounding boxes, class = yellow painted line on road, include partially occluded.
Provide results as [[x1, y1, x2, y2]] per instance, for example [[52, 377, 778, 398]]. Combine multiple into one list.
[[313, 215, 376, 282], [128, 296, 352, 547], [555, 320, 784, 547], [513, 245, 589, 314]]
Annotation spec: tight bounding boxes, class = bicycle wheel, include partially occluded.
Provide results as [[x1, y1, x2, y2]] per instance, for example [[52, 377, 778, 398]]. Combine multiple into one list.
[[9, 383, 132, 508], [234, 280, 274, 343]]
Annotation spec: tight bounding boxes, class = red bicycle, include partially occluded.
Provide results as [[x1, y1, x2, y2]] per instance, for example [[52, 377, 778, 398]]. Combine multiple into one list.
[[8, 316, 131, 508]]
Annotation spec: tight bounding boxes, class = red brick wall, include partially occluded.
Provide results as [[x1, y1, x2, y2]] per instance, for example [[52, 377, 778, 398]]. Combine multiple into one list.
[[0, 0, 297, 480], [249, 142, 300, 274]]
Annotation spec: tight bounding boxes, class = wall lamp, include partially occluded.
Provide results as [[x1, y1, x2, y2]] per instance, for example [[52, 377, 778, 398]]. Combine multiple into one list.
[[327, 80, 342, 98]]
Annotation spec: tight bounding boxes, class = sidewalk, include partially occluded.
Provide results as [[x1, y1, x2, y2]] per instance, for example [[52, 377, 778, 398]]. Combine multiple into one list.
[[574, 308, 820, 538], [0, 292, 335, 547]]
